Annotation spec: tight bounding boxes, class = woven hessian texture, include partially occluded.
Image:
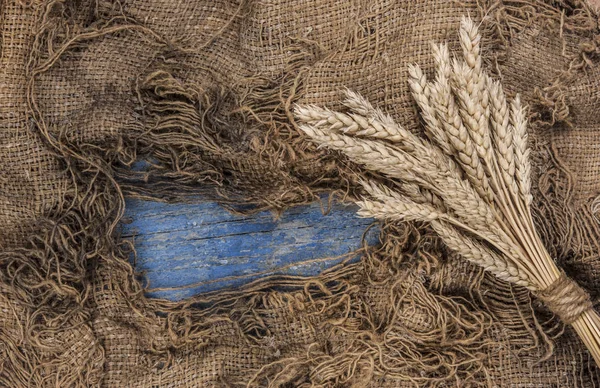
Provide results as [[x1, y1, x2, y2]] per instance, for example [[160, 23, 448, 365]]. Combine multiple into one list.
[[1, 0, 600, 386]]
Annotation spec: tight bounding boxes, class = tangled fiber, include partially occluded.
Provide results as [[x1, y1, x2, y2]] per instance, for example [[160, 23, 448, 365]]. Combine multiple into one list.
[[1, 0, 600, 386]]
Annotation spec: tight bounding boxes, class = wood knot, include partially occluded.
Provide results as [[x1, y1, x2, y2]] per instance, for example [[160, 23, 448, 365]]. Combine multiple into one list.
[[536, 273, 593, 325]]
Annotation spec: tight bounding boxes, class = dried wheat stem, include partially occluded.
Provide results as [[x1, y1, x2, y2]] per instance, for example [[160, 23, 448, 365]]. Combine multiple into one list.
[[574, 311, 600, 368], [504, 95, 552, 283], [453, 19, 548, 284], [502, 95, 549, 282], [470, 22, 555, 287]]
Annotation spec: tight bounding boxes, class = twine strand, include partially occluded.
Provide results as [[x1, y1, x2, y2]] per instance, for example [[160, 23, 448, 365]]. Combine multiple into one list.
[[537, 273, 593, 325]]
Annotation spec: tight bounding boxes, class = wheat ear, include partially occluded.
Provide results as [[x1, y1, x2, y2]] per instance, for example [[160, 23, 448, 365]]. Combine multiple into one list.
[[357, 180, 443, 223], [510, 95, 533, 207], [295, 117, 422, 184], [452, 17, 494, 176], [407, 64, 453, 157], [430, 220, 531, 288], [488, 76, 520, 201]]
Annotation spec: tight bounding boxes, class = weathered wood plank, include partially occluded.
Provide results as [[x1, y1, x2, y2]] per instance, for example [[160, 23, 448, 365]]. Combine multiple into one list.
[[122, 199, 378, 300]]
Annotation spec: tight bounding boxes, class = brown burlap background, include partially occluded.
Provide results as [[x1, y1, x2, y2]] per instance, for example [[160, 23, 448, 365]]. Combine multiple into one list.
[[2, 0, 600, 386]]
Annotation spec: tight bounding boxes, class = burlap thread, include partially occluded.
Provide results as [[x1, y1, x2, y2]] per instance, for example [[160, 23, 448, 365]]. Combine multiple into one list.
[[1, 0, 600, 386]]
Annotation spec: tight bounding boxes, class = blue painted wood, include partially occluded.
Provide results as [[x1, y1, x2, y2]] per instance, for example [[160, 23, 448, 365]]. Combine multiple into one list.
[[122, 198, 379, 300]]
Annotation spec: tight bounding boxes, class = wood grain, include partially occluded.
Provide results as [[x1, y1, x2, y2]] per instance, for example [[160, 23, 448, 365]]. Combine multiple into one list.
[[122, 199, 378, 300]]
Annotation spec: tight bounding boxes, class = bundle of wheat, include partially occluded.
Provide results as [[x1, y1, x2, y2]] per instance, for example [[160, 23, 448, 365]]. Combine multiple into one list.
[[294, 16, 600, 368]]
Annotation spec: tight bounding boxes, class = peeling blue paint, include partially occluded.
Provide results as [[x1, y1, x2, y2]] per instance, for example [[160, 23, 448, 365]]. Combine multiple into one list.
[[122, 199, 379, 300]]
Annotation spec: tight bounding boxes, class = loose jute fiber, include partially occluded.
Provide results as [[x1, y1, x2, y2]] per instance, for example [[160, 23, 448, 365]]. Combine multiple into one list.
[[1, 0, 600, 386]]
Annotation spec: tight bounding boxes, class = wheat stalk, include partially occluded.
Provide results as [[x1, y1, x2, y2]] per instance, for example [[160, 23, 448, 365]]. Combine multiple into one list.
[[294, 16, 600, 368]]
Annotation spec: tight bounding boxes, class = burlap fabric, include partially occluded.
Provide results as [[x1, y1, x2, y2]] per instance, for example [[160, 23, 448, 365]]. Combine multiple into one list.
[[2, 0, 600, 386]]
